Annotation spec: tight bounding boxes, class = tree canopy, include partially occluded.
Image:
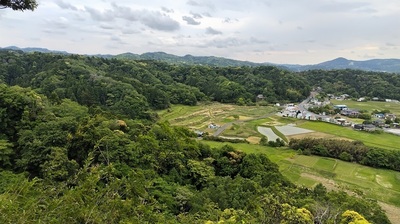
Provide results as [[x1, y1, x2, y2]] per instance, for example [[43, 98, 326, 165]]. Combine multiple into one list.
[[0, 0, 37, 11], [0, 50, 392, 223]]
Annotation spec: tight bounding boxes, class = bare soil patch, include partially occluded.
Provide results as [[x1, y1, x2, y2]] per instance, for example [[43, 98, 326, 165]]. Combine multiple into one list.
[[275, 125, 314, 136], [247, 136, 261, 144], [287, 132, 351, 141], [300, 173, 337, 191], [378, 202, 400, 224]]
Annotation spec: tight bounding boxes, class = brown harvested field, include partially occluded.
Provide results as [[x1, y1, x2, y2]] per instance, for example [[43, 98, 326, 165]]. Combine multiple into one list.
[[300, 173, 337, 191], [247, 136, 261, 144], [287, 132, 352, 141]]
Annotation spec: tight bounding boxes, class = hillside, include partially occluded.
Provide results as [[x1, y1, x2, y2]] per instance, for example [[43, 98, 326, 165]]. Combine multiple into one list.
[[293, 57, 400, 73], [0, 50, 391, 223], [2, 46, 400, 73]]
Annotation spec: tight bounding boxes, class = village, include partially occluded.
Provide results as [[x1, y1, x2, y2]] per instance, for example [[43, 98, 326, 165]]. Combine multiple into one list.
[[281, 93, 400, 135]]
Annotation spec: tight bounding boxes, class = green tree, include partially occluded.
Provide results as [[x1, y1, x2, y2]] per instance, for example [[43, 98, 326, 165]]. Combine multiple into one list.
[[341, 210, 370, 224], [0, 0, 38, 11]]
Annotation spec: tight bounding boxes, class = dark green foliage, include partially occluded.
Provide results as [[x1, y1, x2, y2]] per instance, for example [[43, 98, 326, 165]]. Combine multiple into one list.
[[290, 138, 400, 172], [0, 52, 392, 223], [203, 135, 249, 143], [0, 0, 37, 11], [302, 69, 400, 101]]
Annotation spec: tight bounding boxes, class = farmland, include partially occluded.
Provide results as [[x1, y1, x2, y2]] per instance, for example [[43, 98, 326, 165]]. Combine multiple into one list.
[[202, 141, 400, 221], [331, 99, 400, 115], [159, 102, 400, 221], [296, 121, 400, 150]]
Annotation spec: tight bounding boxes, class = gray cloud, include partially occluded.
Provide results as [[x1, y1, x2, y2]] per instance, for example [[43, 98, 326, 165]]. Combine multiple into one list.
[[250, 37, 268, 44], [182, 16, 201, 25], [161, 7, 174, 13], [190, 11, 202, 19], [44, 17, 70, 29], [186, 0, 215, 10], [84, 4, 180, 31], [187, 0, 200, 6], [85, 6, 114, 21], [206, 27, 222, 35], [140, 11, 180, 31], [55, 0, 78, 11], [206, 37, 245, 48], [317, 1, 371, 13], [223, 18, 239, 23], [99, 24, 115, 30]]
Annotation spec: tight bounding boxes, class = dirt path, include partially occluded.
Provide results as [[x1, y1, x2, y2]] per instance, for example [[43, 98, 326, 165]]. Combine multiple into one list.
[[378, 202, 400, 224], [300, 173, 400, 224]]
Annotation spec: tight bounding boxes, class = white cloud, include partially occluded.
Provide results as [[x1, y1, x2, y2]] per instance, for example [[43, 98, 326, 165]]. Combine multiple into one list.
[[0, 0, 399, 64]]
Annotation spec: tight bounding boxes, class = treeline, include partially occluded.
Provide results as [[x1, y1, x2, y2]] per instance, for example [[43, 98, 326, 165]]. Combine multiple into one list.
[[289, 138, 400, 171], [302, 69, 400, 100], [0, 50, 310, 118], [0, 82, 389, 223]]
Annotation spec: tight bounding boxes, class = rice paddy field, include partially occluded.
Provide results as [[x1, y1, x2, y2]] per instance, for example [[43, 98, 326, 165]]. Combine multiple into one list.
[[296, 121, 400, 150], [159, 102, 400, 222], [202, 141, 400, 222]]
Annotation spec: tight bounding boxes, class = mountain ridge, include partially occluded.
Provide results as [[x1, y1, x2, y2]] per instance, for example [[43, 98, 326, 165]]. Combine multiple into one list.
[[1, 46, 399, 73]]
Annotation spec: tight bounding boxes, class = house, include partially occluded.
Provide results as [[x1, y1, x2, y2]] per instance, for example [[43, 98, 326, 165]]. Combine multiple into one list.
[[335, 118, 347, 125], [385, 99, 392, 102], [334, 105, 348, 110], [357, 97, 366, 102], [353, 124, 364, 130], [372, 120, 385, 128], [194, 130, 204, 137], [363, 124, 376, 132], [385, 114, 397, 121], [208, 123, 220, 129], [340, 110, 360, 117], [372, 97, 379, 101], [374, 113, 385, 119]]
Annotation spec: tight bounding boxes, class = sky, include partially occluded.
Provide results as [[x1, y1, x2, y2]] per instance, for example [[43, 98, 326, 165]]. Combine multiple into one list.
[[1, 0, 400, 64]]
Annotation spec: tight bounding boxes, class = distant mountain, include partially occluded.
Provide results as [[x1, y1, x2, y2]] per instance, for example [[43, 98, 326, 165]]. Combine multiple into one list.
[[112, 51, 264, 67], [1, 46, 399, 73], [289, 57, 400, 73], [0, 46, 69, 54]]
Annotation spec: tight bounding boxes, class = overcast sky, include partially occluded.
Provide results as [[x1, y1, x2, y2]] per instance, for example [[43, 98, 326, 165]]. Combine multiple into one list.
[[1, 0, 399, 64]]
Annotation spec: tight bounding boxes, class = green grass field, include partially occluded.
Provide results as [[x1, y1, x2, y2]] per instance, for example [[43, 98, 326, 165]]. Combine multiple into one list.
[[331, 99, 400, 115], [297, 121, 400, 150], [201, 141, 400, 208], [161, 102, 400, 220], [158, 103, 278, 135]]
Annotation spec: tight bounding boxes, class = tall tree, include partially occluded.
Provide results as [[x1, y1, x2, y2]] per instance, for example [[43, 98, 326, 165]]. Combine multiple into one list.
[[0, 0, 37, 11]]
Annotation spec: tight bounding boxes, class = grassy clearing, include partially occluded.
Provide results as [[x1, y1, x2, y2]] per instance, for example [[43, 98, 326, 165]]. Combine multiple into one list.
[[162, 103, 400, 217], [158, 103, 277, 132], [297, 121, 400, 150], [200, 140, 400, 208], [331, 99, 400, 115]]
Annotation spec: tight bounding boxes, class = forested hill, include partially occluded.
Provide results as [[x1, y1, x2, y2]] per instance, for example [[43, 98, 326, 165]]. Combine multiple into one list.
[[291, 57, 400, 73], [0, 49, 311, 119], [301, 69, 400, 100], [0, 50, 390, 223], [3, 46, 400, 73]]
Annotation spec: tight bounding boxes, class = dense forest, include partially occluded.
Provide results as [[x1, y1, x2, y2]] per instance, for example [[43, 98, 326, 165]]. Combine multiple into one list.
[[301, 69, 400, 100], [0, 50, 394, 223], [289, 138, 400, 172]]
